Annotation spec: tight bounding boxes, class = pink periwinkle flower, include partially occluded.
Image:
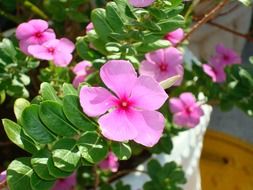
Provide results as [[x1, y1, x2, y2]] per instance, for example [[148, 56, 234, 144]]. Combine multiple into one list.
[[203, 57, 226, 83], [72, 61, 93, 88], [0, 170, 8, 190], [16, 19, 56, 55], [215, 43, 241, 65], [99, 152, 119, 172], [52, 172, 76, 190], [169, 92, 204, 128], [139, 47, 184, 85], [86, 22, 94, 33], [164, 28, 184, 45], [80, 60, 168, 147], [28, 38, 75, 67], [128, 0, 155, 7]]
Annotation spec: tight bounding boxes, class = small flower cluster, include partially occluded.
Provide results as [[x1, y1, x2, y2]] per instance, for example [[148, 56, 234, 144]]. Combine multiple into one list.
[[16, 19, 75, 67], [203, 44, 241, 83]]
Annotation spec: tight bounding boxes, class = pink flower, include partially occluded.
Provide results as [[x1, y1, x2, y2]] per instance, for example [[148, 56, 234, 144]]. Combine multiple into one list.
[[86, 22, 94, 33], [99, 152, 119, 172], [80, 60, 168, 147], [139, 47, 184, 85], [28, 38, 75, 67], [72, 61, 93, 88], [169, 92, 204, 128], [16, 19, 55, 55], [164, 28, 184, 45], [128, 0, 155, 7], [215, 43, 241, 65], [52, 172, 76, 190], [0, 170, 8, 190], [203, 57, 226, 83]]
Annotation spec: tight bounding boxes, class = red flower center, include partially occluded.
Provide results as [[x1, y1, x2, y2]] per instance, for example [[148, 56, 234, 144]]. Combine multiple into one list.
[[116, 97, 133, 111], [223, 54, 229, 61], [35, 32, 42, 38], [159, 64, 167, 72], [47, 47, 55, 54]]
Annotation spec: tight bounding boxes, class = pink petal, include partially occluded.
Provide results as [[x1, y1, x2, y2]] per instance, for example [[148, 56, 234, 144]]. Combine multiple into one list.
[[169, 98, 184, 113], [0, 171, 6, 183], [52, 172, 76, 190], [128, 110, 164, 147], [16, 22, 36, 40], [215, 43, 226, 54], [86, 22, 94, 33], [173, 112, 189, 126], [40, 29, 56, 43], [130, 75, 168, 110], [99, 152, 119, 172], [98, 109, 138, 142], [163, 47, 183, 66], [72, 75, 85, 88], [128, 0, 155, 7], [79, 86, 115, 117], [145, 49, 164, 66], [19, 40, 30, 55], [73, 61, 92, 75], [179, 92, 196, 107], [54, 52, 73, 67], [28, 45, 53, 60], [139, 60, 160, 79], [203, 64, 226, 83], [43, 39, 59, 48], [28, 19, 48, 32], [100, 60, 137, 97], [164, 28, 184, 45], [56, 38, 75, 53]]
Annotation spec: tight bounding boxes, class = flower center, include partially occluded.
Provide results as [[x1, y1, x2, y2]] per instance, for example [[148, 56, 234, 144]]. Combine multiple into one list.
[[47, 47, 55, 54], [116, 98, 132, 111], [185, 107, 192, 115], [35, 32, 42, 38], [159, 64, 167, 72], [223, 54, 229, 61]]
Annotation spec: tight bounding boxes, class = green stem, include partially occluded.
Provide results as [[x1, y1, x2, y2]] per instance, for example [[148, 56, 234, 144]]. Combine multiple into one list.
[[0, 9, 21, 24], [23, 0, 48, 20]]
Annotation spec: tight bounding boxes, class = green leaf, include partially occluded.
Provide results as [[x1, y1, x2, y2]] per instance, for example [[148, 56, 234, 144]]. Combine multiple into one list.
[[0, 90, 6, 104], [114, 0, 136, 19], [2, 119, 39, 154], [21, 105, 56, 144], [136, 39, 170, 53], [91, 8, 113, 42], [40, 82, 61, 104], [238, 0, 252, 6], [111, 142, 131, 160], [62, 83, 78, 96], [106, 2, 124, 33], [30, 173, 55, 190], [0, 38, 17, 59], [39, 101, 78, 137], [48, 156, 72, 178], [150, 134, 173, 154], [147, 159, 162, 180], [158, 15, 185, 34], [78, 131, 108, 163], [63, 95, 96, 131], [7, 157, 33, 190], [52, 138, 81, 172], [31, 149, 56, 181], [14, 98, 30, 123]]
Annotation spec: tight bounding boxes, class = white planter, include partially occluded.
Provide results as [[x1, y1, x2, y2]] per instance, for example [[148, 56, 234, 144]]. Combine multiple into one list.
[[116, 104, 213, 190]]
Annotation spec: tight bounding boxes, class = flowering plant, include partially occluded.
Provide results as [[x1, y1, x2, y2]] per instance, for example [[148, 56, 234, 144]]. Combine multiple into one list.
[[0, 0, 252, 190]]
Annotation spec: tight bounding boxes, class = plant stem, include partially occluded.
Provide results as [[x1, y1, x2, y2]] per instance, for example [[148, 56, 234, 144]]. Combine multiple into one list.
[[207, 21, 253, 43], [23, 0, 48, 20], [175, 0, 229, 47]]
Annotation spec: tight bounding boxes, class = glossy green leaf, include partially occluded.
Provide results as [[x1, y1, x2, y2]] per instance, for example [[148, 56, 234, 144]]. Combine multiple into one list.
[[0, 38, 17, 59], [31, 149, 56, 181], [63, 95, 96, 131], [52, 138, 81, 172], [21, 105, 56, 144], [30, 173, 55, 190], [106, 2, 124, 33], [2, 119, 39, 154], [78, 131, 108, 163], [39, 101, 78, 137], [62, 83, 78, 96], [111, 142, 131, 160], [14, 98, 30, 123], [7, 157, 33, 190], [136, 39, 170, 53], [40, 82, 61, 103], [91, 8, 113, 42], [48, 156, 72, 178]]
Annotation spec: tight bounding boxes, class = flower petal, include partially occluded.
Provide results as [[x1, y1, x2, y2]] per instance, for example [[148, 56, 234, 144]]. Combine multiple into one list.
[[145, 49, 164, 65], [16, 22, 36, 40], [128, 0, 155, 7], [130, 75, 168, 110], [169, 98, 184, 113], [57, 38, 75, 53], [100, 60, 137, 97], [98, 109, 138, 142], [28, 45, 53, 60], [73, 61, 92, 75], [179, 92, 196, 107], [128, 110, 164, 147], [28, 19, 48, 32], [163, 47, 183, 66], [80, 86, 115, 117], [139, 60, 159, 79], [72, 75, 85, 88], [173, 112, 189, 126], [54, 51, 72, 67]]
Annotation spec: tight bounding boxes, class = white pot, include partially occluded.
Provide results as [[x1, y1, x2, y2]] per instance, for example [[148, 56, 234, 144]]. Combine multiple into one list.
[[116, 104, 213, 190]]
